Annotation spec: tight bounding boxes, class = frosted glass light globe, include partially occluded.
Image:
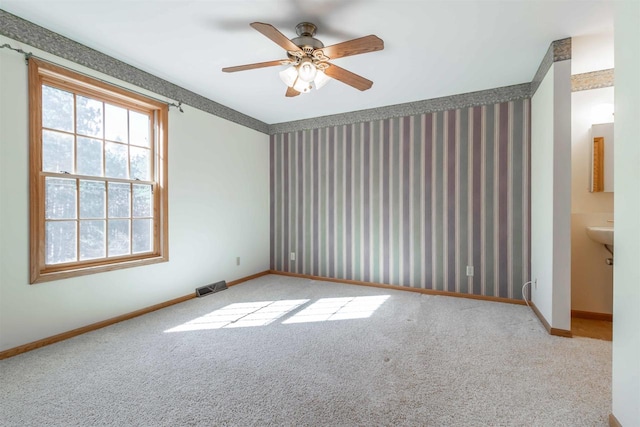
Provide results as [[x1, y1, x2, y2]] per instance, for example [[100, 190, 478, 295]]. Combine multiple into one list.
[[279, 66, 297, 87], [297, 58, 317, 83]]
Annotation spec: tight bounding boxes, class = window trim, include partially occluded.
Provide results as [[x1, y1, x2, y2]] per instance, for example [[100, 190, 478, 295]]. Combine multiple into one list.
[[29, 58, 169, 284]]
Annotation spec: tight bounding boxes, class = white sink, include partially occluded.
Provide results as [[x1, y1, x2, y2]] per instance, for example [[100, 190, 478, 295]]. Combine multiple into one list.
[[586, 226, 614, 246]]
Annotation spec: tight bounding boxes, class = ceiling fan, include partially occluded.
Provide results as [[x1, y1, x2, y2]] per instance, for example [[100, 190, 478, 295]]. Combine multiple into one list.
[[222, 22, 384, 97]]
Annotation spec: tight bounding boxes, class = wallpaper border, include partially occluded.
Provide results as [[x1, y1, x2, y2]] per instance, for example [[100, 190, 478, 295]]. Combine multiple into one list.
[[571, 68, 614, 92], [531, 38, 572, 96], [0, 9, 270, 134], [268, 83, 532, 134]]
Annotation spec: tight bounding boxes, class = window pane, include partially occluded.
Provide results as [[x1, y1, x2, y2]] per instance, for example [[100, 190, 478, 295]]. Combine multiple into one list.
[[105, 142, 128, 179], [105, 104, 128, 143], [132, 219, 152, 253], [30, 60, 168, 282], [42, 130, 74, 173], [108, 182, 130, 218], [80, 220, 105, 260], [45, 177, 77, 220], [130, 111, 150, 147], [108, 219, 130, 256], [76, 95, 103, 138], [79, 180, 105, 219], [130, 146, 150, 181], [45, 221, 77, 264], [132, 184, 152, 218], [42, 85, 73, 132], [77, 137, 103, 176]]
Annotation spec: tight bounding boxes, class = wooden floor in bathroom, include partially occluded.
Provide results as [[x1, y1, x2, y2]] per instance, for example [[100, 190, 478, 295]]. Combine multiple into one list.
[[571, 317, 613, 341]]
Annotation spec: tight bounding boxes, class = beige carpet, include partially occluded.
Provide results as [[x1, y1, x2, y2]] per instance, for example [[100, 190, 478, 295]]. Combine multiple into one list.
[[0, 274, 611, 426]]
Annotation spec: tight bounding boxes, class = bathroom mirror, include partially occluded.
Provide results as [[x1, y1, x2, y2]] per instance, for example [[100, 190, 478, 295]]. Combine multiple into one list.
[[590, 122, 614, 192]]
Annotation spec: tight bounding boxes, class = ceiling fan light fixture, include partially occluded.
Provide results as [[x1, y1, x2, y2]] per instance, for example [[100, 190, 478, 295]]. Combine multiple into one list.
[[223, 22, 383, 97], [293, 77, 313, 94], [279, 66, 298, 87], [313, 70, 331, 90], [297, 57, 317, 83]]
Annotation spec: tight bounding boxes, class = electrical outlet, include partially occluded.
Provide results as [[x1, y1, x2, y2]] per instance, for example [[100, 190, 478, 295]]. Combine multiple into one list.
[[290, 252, 296, 261], [466, 266, 474, 276], [236, 257, 240, 266]]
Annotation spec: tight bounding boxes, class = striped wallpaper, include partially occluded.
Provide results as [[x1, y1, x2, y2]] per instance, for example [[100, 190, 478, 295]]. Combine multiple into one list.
[[270, 100, 531, 299]]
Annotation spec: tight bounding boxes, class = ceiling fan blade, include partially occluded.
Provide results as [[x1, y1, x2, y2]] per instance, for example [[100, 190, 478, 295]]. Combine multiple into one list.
[[319, 35, 384, 60], [285, 87, 300, 97], [250, 22, 302, 53], [324, 64, 373, 91], [222, 60, 288, 73]]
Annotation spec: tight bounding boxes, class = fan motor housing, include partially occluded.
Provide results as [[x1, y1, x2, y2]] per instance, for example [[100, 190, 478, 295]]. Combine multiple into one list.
[[292, 36, 324, 51], [292, 22, 324, 52]]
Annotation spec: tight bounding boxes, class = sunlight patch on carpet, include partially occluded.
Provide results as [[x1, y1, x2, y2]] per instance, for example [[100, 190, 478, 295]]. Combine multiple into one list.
[[164, 299, 309, 332], [282, 295, 390, 324]]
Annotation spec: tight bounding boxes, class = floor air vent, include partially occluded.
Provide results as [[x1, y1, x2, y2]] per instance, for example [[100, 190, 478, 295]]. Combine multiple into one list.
[[195, 280, 228, 297]]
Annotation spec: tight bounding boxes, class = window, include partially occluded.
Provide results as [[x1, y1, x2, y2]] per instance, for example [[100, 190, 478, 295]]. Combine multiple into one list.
[[29, 59, 168, 283]]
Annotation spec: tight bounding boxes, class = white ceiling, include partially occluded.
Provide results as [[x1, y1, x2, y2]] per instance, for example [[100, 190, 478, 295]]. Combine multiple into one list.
[[1, 0, 614, 125]]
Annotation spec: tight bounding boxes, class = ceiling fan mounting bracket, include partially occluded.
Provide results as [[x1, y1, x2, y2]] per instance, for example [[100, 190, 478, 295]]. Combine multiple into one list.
[[291, 22, 324, 53], [295, 22, 317, 37]]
